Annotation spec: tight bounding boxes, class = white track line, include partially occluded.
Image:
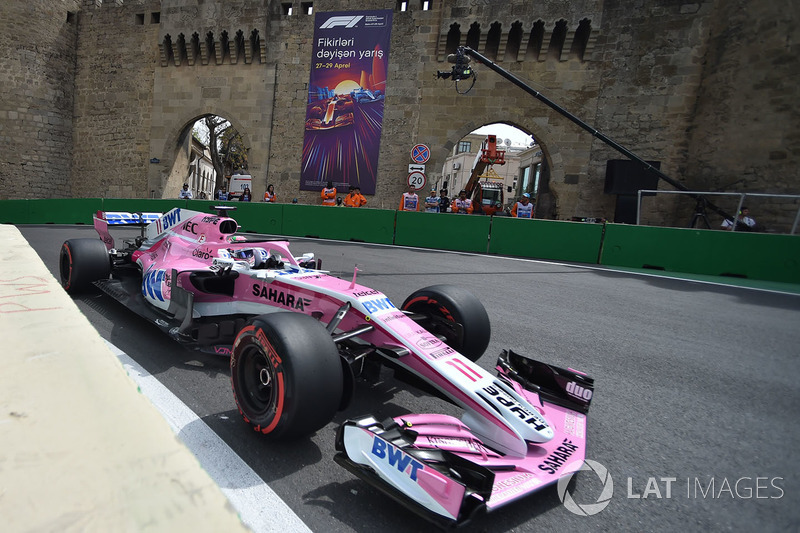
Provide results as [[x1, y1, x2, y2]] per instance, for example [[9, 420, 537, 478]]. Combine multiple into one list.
[[105, 340, 312, 533]]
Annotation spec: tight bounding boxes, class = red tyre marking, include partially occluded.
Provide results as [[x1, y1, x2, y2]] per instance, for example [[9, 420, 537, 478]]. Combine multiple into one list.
[[231, 324, 256, 356], [261, 372, 284, 434], [63, 245, 73, 290], [402, 296, 430, 309]]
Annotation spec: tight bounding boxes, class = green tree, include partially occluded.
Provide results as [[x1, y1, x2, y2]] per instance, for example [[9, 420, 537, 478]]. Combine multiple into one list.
[[195, 115, 248, 193]]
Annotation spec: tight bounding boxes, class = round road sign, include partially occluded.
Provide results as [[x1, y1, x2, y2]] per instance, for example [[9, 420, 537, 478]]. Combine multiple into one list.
[[411, 144, 431, 164], [407, 171, 427, 190]]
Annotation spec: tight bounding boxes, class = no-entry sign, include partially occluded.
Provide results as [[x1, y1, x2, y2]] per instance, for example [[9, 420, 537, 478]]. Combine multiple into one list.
[[411, 144, 430, 164]]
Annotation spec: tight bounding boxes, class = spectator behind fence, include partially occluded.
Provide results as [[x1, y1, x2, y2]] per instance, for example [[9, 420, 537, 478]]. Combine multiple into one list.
[[438, 188, 450, 213], [321, 181, 337, 206], [263, 184, 276, 203], [344, 185, 367, 207], [451, 190, 473, 214], [399, 185, 420, 211], [425, 188, 440, 212], [511, 193, 534, 218], [721, 206, 756, 231]]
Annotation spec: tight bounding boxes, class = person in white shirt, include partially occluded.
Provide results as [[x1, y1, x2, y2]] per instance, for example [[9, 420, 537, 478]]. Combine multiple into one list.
[[721, 206, 756, 231], [179, 184, 193, 199]]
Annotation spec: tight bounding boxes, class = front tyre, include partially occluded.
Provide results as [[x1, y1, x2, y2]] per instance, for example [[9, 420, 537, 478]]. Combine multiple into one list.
[[402, 284, 491, 362], [231, 312, 343, 439], [59, 239, 111, 293]]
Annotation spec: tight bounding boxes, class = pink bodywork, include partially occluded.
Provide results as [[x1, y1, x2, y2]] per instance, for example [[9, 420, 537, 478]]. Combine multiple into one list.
[[95, 208, 589, 519]]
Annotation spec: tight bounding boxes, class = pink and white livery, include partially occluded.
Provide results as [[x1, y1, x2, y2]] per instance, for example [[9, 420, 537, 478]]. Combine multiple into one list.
[[59, 206, 595, 527]]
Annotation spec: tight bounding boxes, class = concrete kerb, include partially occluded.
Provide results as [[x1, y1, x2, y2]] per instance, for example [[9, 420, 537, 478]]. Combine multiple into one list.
[[0, 224, 248, 533]]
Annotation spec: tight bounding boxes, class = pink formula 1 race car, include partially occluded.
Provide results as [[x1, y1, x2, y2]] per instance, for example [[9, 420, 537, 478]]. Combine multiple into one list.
[[59, 206, 594, 527]]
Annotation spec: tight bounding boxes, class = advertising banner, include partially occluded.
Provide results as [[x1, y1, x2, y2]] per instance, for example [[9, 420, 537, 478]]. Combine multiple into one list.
[[300, 10, 393, 195]]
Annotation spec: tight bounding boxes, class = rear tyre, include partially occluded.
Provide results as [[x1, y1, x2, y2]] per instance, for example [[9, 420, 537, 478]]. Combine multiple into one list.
[[231, 312, 343, 439], [59, 239, 111, 293], [402, 284, 491, 362]]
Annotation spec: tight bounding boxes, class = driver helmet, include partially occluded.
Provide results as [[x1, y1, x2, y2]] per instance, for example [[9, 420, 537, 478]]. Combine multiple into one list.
[[234, 249, 255, 266]]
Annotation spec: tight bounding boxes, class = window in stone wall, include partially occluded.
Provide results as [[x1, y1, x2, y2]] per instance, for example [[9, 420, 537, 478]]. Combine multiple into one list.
[[250, 30, 262, 63], [526, 20, 545, 61], [206, 32, 216, 63], [485, 22, 501, 60], [220, 31, 231, 63], [163, 34, 175, 65], [177, 34, 188, 64], [397, 1, 408, 12], [150, 12, 160, 24], [67, 11, 76, 24], [191, 33, 201, 63], [136, 13, 144, 25], [301, 2, 313, 15], [548, 20, 567, 61], [421, 0, 431, 10], [235, 31, 245, 63], [282, 3, 293, 16], [505, 21, 523, 62], [569, 18, 592, 61], [466, 22, 481, 51], [445, 23, 461, 55]]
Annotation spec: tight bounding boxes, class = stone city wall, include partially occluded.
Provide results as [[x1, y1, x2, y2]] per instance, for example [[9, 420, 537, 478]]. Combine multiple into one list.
[[1, 0, 796, 229]]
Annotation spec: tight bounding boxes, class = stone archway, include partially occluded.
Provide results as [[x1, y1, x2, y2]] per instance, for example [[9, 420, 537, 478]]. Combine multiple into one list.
[[147, 55, 277, 200], [438, 120, 564, 219], [150, 108, 259, 200], [154, 111, 254, 200]]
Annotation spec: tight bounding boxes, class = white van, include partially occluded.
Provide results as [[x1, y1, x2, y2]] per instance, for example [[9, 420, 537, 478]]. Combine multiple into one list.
[[227, 174, 252, 200]]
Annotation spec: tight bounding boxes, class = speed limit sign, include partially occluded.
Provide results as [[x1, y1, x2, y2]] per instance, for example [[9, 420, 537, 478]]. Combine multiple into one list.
[[407, 171, 427, 190]]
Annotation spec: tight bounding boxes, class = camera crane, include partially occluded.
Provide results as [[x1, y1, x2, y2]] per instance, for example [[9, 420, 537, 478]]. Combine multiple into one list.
[[437, 46, 733, 226]]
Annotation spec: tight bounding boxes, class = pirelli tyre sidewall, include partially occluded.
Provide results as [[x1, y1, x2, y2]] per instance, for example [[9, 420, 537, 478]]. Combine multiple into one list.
[[230, 312, 343, 440], [59, 238, 111, 293], [402, 284, 491, 363]]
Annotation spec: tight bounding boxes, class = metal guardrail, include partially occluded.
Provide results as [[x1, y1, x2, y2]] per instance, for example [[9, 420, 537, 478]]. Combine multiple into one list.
[[636, 190, 800, 234]]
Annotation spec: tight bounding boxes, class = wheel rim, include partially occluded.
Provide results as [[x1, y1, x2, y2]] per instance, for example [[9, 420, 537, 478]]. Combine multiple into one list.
[[238, 344, 277, 417], [407, 304, 458, 345]]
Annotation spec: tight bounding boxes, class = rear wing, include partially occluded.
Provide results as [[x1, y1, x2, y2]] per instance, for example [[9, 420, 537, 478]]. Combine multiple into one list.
[[93, 210, 163, 250], [97, 211, 161, 225]]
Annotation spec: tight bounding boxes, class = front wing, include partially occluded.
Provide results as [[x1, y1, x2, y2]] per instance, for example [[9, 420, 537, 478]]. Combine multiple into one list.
[[334, 351, 594, 527]]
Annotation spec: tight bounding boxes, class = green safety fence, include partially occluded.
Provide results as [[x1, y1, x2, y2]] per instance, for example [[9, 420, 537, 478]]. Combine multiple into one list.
[[600, 224, 800, 284], [0, 200, 34, 224], [3, 199, 798, 285], [488, 218, 604, 264], [281, 205, 395, 244], [0, 198, 105, 225], [103, 198, 187, 215], [395, 211, 491, 253]]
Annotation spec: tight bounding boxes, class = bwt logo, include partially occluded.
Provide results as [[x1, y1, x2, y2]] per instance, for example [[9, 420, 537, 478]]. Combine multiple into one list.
[[320, 15, 363, 29], [363, 297, 396, 314], [371, 437, 424, 481]]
